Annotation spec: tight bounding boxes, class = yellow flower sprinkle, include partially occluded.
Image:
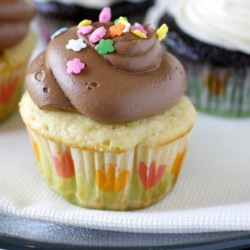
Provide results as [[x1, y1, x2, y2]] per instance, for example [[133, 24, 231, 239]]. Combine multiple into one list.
[[117, 16, 128, 25], [131, 29, 147, 39], [78, 19, 92, 27], [156, 24, 169, 41]]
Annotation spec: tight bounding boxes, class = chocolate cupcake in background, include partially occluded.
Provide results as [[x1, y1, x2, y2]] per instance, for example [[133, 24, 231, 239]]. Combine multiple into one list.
[[19, 8, 196, 210], [156, 0, 250, 117], [33, 0, 155, 45], [0, 0, 36, 122]]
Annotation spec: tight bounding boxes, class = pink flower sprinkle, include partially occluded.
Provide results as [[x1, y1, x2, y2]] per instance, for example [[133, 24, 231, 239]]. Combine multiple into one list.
[[78, 25, 93, 35], [89, 26, 106, 44], [131, 24, 148, 35], [99, 7, 112, 22], [67, 58, 85, 75]]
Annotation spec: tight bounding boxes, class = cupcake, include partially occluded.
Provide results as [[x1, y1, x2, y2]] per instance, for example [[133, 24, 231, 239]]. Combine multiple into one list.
[[33, 0, 155, 45], [19, 9, 196, 210], [0, 0, 36, 122], [158, 0, 250, 117]]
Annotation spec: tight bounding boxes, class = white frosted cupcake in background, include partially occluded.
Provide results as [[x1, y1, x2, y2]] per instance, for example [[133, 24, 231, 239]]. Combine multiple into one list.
[[33, 0, 155, 45], [20, 10, 196, 210], [152, 0, 250, 117], [0, 0, 36, 122]]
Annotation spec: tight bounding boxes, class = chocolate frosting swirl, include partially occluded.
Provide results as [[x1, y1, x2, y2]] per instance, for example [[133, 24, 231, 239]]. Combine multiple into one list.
[[26, 23, 186, 123], [100, 23, 162, 73], [0, 0, 35, 50]]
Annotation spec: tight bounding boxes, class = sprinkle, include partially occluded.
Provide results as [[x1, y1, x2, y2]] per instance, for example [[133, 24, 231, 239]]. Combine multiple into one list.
[[95, 39, 115, 55], [131, 29, 147, 39], [78, 25, 93, 35], [109, 23, 125, 38], [114, 16, 128, 25], [89, 26, 107, 43], [114, 16, 131, 33], [67, 58, 86, 74], [66, 38, 87, 52], [156, 24, 169, 41], [99, 7, 112, 22], [78, 19, 92, 27], [123, 22, 131, 33], [51, 27, 67, 40], [131, 23, 148, 35]]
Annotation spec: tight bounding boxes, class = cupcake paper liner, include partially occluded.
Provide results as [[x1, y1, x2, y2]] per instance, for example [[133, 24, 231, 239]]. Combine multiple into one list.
[[183, 58, 250, 117], [0, 30, 36, 122], [28, 128, 189, 210], [0, 64, 28, 122]]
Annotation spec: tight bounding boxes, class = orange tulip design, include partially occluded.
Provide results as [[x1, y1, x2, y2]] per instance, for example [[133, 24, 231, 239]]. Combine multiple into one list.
[[203, 70, 229, 96], [52, 150, 75, 178], [96, 164, 129, 193], [0, 77, 19, 104], [31, 139, 40, 162], [171, 148, 187, 177]]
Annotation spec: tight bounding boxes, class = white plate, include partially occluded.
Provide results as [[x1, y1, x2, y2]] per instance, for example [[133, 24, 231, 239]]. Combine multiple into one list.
[[0, 113, 250, 233]]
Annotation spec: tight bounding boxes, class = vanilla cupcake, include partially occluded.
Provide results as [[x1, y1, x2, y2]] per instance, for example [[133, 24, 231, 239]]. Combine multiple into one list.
[[0, 0, 36, 122], [158, 0, 250, 117], [20, 9, 196, 210], [33, 0, 155, 45]]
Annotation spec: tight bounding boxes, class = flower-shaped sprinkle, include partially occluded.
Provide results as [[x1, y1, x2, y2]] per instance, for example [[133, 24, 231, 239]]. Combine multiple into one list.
[[115, 17, 131, 33], [114, 16, 128, 25], [95, 39, 115, 55], [67, 58, 86, 74], [89, 26, 107, 44], [51, 27, 68, 40], [78, 25, 93, 35], [99, 7, 112, 22], [78, 19, 92, 27], [131, 29, 147, 39], [66, 39, 87, 52], [109, 23, 125, 38], [123, 22, 131, 33], [156, 24, 169, 41], [131, 23, 148, 35]]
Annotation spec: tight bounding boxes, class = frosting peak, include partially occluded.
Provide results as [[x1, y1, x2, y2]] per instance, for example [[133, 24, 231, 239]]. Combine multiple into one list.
[[26, 14, 186, 123], [168, 0, 250, 54], [103, 24, 162, 73], [0, 0, 35, 50]]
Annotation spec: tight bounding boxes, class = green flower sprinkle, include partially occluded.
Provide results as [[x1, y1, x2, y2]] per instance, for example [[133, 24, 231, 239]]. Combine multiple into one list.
[[95, 39, 116, 55]]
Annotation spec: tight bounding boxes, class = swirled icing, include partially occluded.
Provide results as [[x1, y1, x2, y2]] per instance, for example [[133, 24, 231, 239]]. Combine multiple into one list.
[[0, 0, 35, 49], [26, 22, 186, 123], [168, 0, 250, 54]]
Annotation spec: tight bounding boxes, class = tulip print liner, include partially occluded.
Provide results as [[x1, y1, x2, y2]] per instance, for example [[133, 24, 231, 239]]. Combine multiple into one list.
[[29, 128, 188, 210], [0, 66, 26, 122], [184, 59, 250, 117], [0, 30, 36, 122], [0, 1, 36, 122]]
